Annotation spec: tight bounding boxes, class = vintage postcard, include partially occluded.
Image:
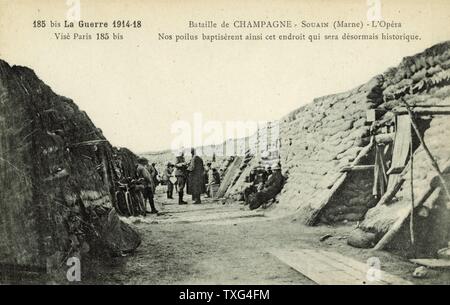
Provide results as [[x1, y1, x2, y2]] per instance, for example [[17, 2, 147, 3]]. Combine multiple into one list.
[[1, 0, 450, 293]]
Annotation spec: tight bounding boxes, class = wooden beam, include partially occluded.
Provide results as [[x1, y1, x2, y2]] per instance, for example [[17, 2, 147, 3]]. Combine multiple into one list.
[[386, 166, 405, 175], [375, 177, 405, 207], [340, 165, 375, 172], [373, 187, 441, 251], [402, 100, 450, 202], [393, 107, 450, 116], [374, 161, 450, 250], [215, 156, 242, 198], [409, 104, 450, 108]]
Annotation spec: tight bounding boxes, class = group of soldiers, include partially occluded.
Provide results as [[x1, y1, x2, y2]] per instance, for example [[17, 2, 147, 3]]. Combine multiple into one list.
[[160, 148, 219, 205], [135, 148, 222, 214], [242, 162, 285, 210], [135, 150, 284, 213]]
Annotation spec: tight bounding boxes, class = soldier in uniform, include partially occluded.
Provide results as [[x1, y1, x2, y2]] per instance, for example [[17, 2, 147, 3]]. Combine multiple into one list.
[[162, 162, 174, 199], [204, 162, 212, 197], [249, 163, 284, 210], [187, 148, 205, 204], [174, 150, 188, 205], [136, 157, 158, 214]]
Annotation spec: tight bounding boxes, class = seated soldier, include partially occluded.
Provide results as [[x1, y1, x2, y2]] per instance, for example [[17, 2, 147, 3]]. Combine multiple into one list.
[[248, 163, 284, 210], [254, 163, 269, 188], [207, 166, 221, 198], [265, 165, 272, 179]]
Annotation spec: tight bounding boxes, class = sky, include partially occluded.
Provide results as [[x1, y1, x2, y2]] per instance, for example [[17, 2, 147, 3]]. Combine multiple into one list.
[[0, 0, 449, 153]]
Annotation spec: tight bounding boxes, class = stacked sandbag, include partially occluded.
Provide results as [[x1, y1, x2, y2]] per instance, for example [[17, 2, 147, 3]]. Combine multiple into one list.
[[381, 41, 450, 109], [357, 41, 450, 249], [277, 75, 384, 223], [276, 41, 450, 226], [0, 59, 140, 275], [359, 115, 450, 248], [319, 171, 377, 223]]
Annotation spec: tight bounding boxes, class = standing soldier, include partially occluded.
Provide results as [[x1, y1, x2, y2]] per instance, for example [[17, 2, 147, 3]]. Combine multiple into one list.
[[150, 162, 159, 186], [174, 150, 188, 205], [136, 157, 158, 214], [145, 161, 158, 197], [146, 162, 159, 188], [187, 148, 205, 204], [162, 162, 174, 199], [204, 162, 212, 197]]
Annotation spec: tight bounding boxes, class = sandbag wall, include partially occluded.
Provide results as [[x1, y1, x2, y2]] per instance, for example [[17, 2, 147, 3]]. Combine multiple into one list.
[[277, 76, 384, 223], [0, 59, 139, 273], [318, 169, 378, 223], [357, 41, 450, 250]]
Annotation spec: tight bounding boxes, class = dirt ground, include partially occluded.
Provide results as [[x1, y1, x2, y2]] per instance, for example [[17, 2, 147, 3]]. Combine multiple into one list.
[[89, 191, 450, 285]]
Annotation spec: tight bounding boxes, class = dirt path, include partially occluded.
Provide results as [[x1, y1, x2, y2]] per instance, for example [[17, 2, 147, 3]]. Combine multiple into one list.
[[93, 192, 450, 285]]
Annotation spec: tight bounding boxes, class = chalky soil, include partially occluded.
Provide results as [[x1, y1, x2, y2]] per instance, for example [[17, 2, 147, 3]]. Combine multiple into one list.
[[91, 192, 448, 285]]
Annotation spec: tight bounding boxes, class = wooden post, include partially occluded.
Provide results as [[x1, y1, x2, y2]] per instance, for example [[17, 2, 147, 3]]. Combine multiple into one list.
[[401, 99, 450, 202], [409, 132, 415, 247], [340, 165, 375, 172], [393, 107, 450, 115], [374, 187, 441, 251]]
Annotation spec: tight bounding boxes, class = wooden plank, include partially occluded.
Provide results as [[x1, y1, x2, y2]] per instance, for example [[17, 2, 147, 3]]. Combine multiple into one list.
[[340, 165, 374, 172], [409, 104, 450, 108], [374, 186, 441, 250], [270, 248, 413, 285], [317, 250, 412, 285], [386, 115, 411, 195], [410, 259, 450, 268], [302, 249, 379, 285], [393, 107, 450, 115], [307, 249, 392, 285], [270, 249, 349, 285], [215, 156, 242, 198], [386, 166, 405, 175], [271, 249, 368, 285]]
